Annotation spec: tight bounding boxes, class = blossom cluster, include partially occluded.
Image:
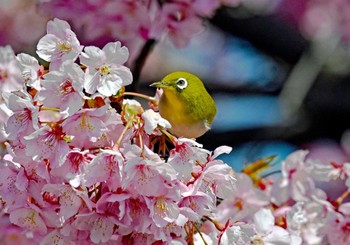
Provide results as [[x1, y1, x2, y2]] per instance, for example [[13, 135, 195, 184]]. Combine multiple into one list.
[[0, 18, 237, 244], [37, 0, 240, 61], [2, 18, 350, 245], [278, 0, 350, 44], [304, 0, 350, 42]]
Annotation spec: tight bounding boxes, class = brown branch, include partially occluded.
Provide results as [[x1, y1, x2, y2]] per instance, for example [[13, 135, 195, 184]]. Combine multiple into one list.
[[130, 39, 156, 92]]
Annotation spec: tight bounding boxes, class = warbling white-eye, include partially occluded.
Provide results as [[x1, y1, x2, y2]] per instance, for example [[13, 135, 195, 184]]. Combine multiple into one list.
[[150, 71, 216, 138]]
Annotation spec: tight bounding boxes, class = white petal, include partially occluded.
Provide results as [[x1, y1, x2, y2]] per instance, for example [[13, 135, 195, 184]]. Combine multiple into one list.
[[284, 150, 309, 168], [270, 179, 289, 206], [47, 18, 71, 35], [253, 208, 274, 234], [103, 41, 129, 64], [193, 232, 214, 245], [36, 34, 58, 61], [84, 69, 100, 94], [212, 146, 232, 159], [80, 46, 105, 67], [264, 226, 291, 245], [97, 75, 122, 97], [112, 65, 133, 86], [339, 202, 350, 215], [290, 235, 302, 245], [142, 110, 158, 134], [17, 53, 39, 68]]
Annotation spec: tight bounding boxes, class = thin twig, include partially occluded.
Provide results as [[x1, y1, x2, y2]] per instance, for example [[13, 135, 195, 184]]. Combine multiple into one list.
[[123, 91, 158, 105], [333, 190, 350, 208], [159, 128, 177, 146], [114, 117, 134, 150]]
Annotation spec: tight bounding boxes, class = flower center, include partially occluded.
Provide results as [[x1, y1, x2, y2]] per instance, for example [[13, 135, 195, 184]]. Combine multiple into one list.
[[58, 41, 72, 52], [0, 68, 8, 81], [155, 197, 168, 218], [59, 79, 75, 95], [100, 65, 111, 76], [251, 235, 264, 245], [15, 109, 32, 124], [68, 152, 86, 172], [234, 199, 243, 210]]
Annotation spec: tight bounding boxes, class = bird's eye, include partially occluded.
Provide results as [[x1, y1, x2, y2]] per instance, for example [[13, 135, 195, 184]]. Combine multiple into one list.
[[176, 78, 188, 90]]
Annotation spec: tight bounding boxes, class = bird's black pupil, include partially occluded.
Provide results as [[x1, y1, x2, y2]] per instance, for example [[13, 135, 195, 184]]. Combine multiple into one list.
[[177, 79, 185, 85]]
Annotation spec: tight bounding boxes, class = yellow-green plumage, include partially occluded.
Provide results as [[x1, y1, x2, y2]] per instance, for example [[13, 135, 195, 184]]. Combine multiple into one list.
[[151, 71, 216, 138]]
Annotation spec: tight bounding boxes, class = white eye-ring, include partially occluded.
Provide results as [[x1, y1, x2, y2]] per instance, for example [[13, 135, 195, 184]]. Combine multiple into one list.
[[176, 78, 188, 90]]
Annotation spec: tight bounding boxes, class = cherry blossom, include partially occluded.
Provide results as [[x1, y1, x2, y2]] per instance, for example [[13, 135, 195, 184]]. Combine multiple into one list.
[[178, 188, 214, 221], [249, 208, 294, 245], [42, 184, 85, 221], [286, 200, 334, 244], [81, 149, 124, 191], [145, 196, 181, 228], [117, 196, 153, 234], [9, 207, 48, 235], [79, 41, 133, 97], [3, 90, 39, 141], [323, 203, 350, 245], [306, 159, 350, 182], [50, 149, 92, 185], [37, 18, 83, 70], [0, 210, 35, 245], [73, 212, 117, 244], [219, 223, 253, 245], [62, 105, 122, 149], [0, 159, 29, 212], [148, 215, 188, 243], [40, 229, 76, 245], [96, 191, 132, 222], [38, 60, 85, 116], [24, 124, 70, 169], [270, 150, 316, 205], [16, 53, 43, 91], [216, 172, 269, 222], [0, 46, 23, 93], [0, 102, 11, 145], [142, 109, 171, 135], [122, 147, 179, 198], [194, 154, 236, 200], [167, 138, 209, 182]]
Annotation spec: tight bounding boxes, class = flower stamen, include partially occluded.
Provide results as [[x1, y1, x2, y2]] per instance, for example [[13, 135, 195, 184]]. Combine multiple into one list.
[[100, 65, 111, 76], [57, 41, 72, 52]]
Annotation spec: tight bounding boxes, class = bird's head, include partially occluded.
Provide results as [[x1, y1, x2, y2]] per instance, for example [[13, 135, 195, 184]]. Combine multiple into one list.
[[150, 71, 205, 96]]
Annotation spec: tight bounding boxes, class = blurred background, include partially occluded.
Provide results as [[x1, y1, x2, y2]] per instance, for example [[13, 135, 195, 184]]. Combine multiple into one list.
[[2, 0, 350, 171]]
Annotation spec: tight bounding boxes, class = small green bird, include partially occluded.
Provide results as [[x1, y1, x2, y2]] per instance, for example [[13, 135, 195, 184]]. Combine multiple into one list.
[[151, 71, 216, 138]]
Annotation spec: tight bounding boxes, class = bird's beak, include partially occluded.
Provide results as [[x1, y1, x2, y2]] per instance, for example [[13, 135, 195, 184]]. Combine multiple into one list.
[[150, 81, 168, 88]]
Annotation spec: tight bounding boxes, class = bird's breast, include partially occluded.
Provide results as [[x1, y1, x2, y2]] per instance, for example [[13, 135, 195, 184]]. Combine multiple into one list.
[[159, 91, 192, 125], [158, 92, 209, 138]]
